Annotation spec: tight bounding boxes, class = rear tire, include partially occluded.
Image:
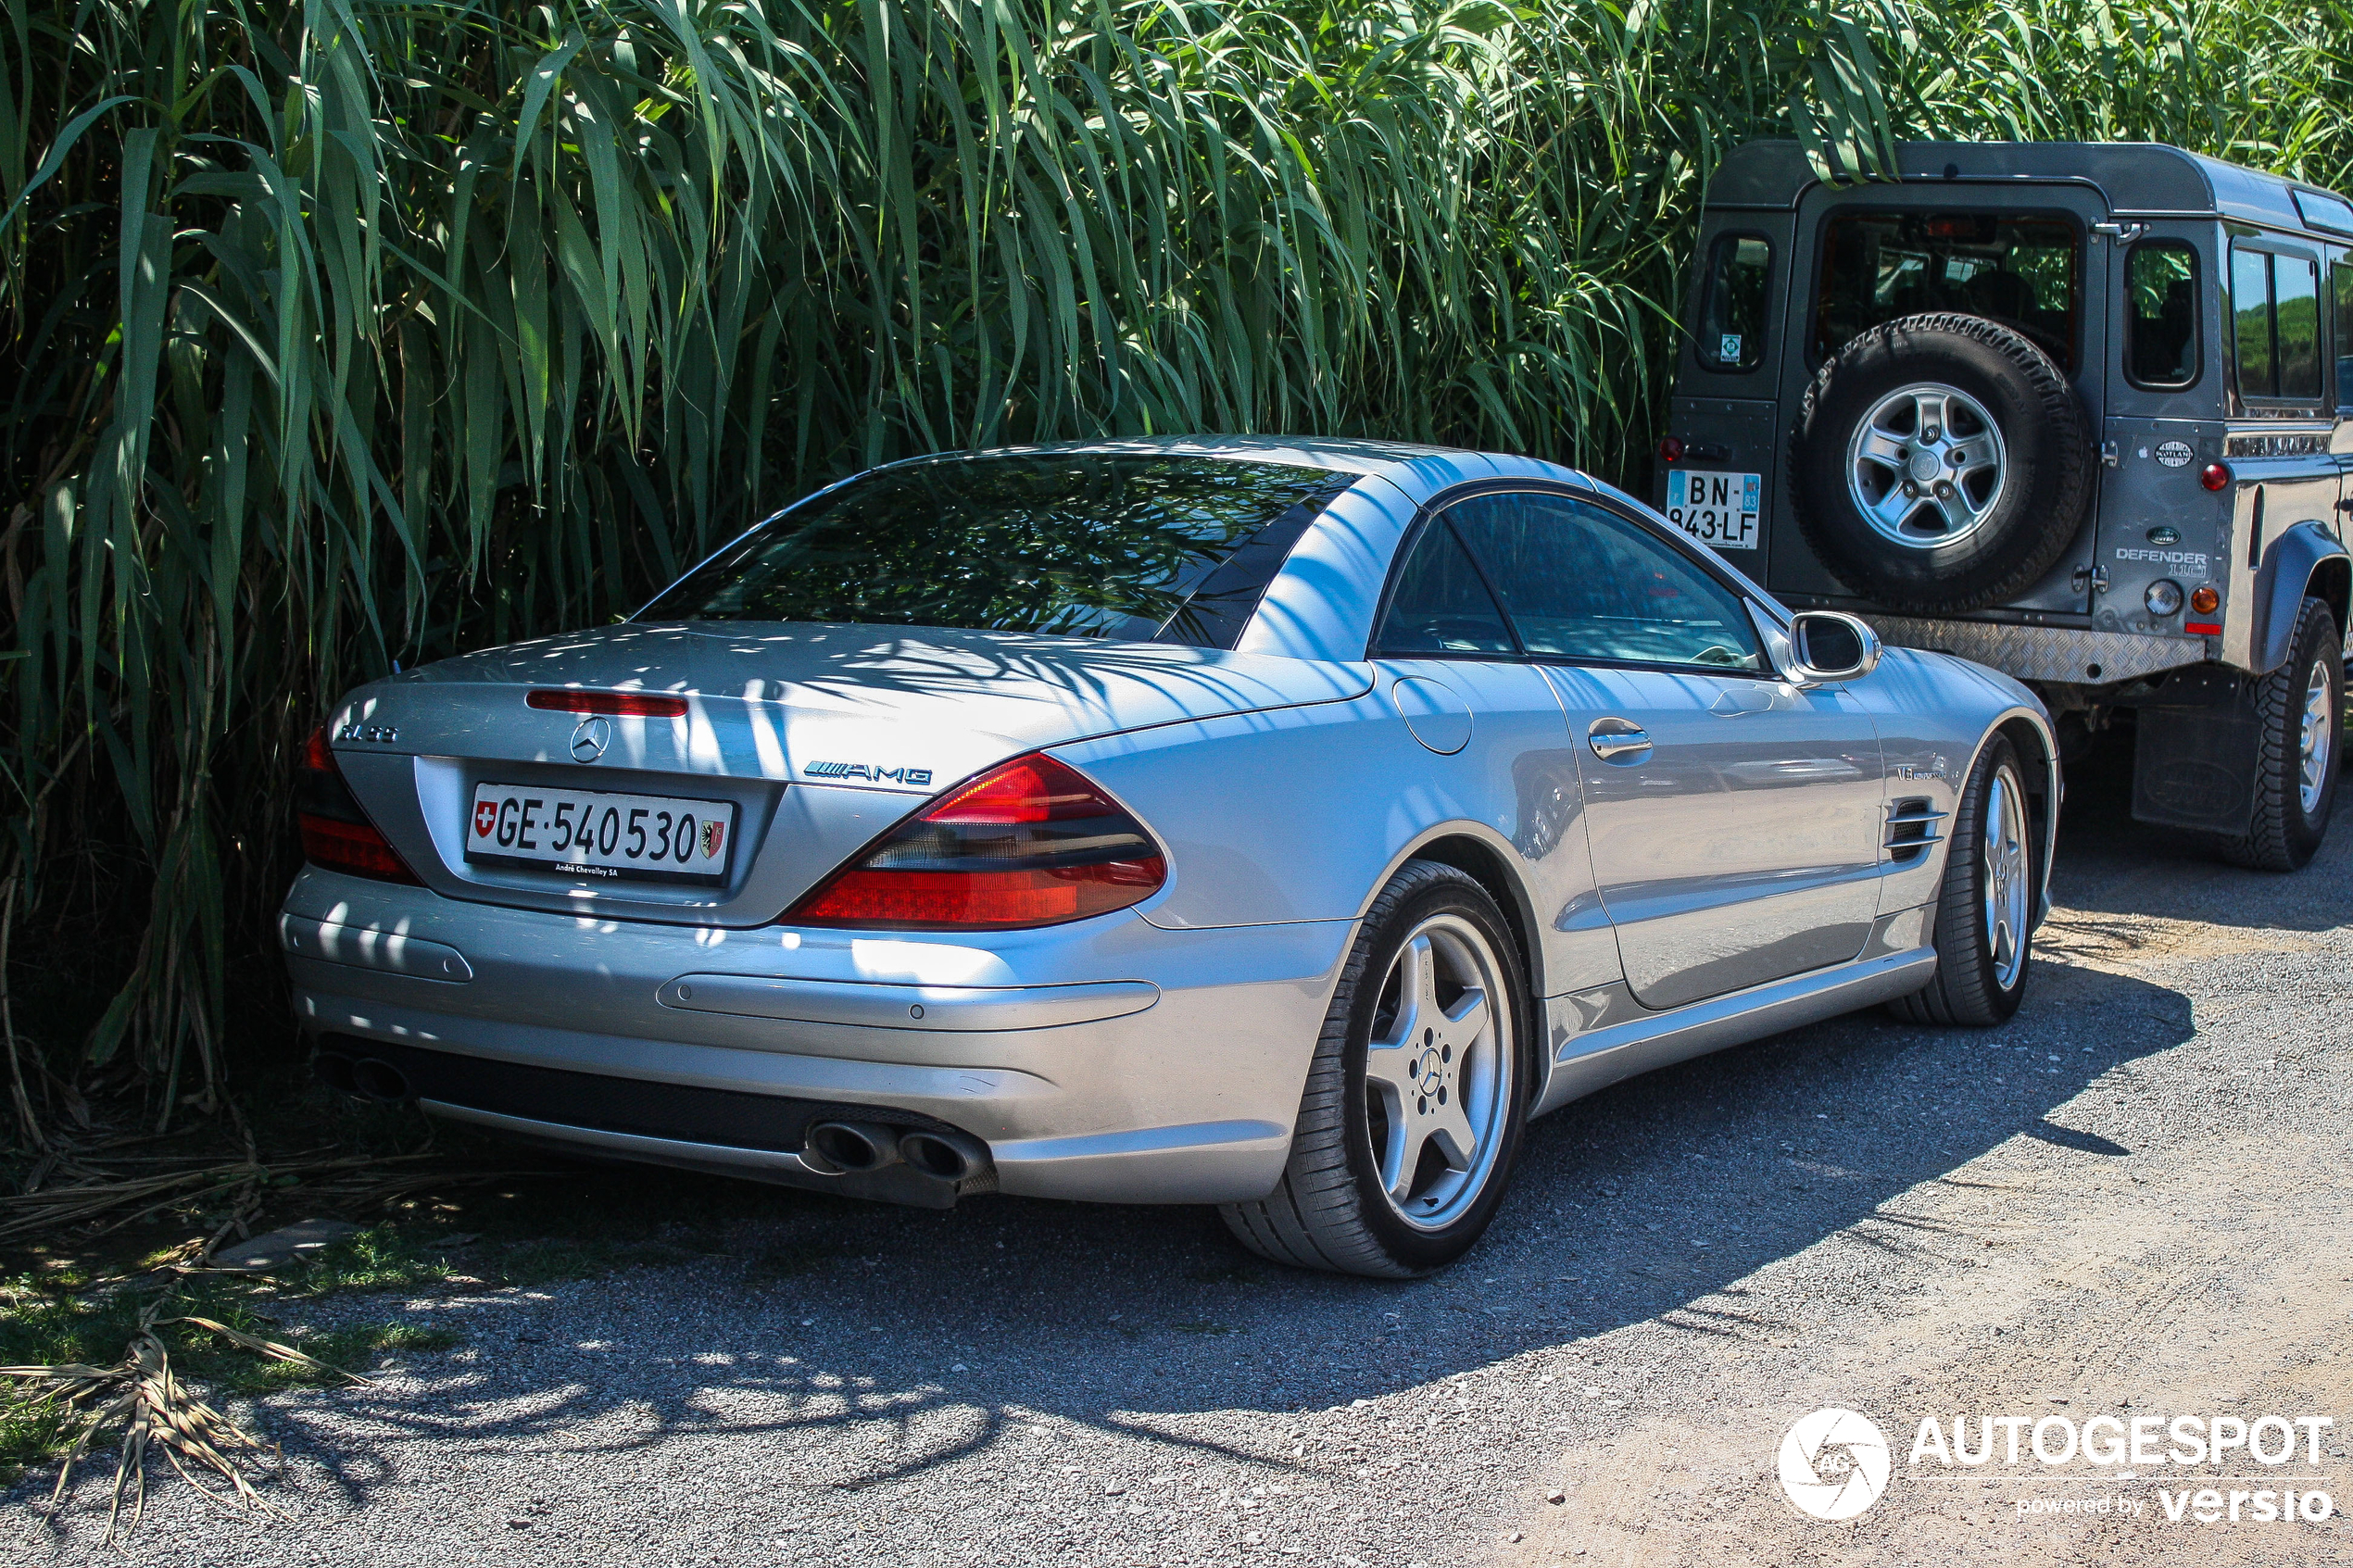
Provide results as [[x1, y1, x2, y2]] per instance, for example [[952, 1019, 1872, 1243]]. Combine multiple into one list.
[[1888, 734, 2036, 1027], [2217, 596, 2341, 872], [1220, 861, 1530, 1278]]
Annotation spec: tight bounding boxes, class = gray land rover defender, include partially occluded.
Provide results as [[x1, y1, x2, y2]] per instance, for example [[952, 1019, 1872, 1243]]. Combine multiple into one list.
[[1659, 140, 2349, 869]]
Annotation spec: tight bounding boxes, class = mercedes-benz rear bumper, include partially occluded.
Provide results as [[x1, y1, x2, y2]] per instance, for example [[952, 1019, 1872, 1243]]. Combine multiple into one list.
[[282, 867, 1350, 1206]]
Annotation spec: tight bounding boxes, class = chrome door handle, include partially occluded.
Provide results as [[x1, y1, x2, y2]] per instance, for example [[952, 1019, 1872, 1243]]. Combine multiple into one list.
[[1587, 719, 1653, 763]]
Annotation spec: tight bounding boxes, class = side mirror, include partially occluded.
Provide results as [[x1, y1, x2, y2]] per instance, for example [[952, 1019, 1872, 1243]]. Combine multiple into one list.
[[1780, 609, 1881, 686]]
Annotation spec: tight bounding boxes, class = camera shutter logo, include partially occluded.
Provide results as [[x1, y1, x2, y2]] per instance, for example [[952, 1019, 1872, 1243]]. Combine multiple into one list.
[[1778, 1408, 1892, 1521]]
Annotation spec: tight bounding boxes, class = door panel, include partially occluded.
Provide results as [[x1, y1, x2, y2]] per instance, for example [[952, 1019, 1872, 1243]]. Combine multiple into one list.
[[1429, 484, 1888, 1011], [1543, 666, 1885, 1010], [1365, 514, 1621, 998]]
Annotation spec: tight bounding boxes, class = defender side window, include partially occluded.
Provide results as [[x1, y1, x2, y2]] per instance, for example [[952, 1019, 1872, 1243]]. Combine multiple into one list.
[[2233, 244, 2322, 403], [1697, 235, 1772, 371], [2332, 262, 2353, 408], [2123, 242, 2199, 389]]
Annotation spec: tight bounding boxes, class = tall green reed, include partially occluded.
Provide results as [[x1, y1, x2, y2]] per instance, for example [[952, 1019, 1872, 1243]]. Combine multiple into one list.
[[0, 0, 2339, 1133]]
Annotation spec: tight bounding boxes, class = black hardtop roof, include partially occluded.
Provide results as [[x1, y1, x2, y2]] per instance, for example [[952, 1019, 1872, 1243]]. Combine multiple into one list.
[[1708, 140, 2349, 232]]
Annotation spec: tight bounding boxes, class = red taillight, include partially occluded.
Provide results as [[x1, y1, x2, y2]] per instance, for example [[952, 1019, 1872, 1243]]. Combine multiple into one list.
[[1656, 437, 1685, 462], [2185, 621, 2222, 635], [525, 689, 690, 718], [783, 753, 1165, 931], [296, 725, 422, 885], [2199, 462, 2232, 492]]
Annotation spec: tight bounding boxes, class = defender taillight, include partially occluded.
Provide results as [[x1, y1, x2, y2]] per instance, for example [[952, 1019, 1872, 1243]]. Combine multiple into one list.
[[296, 727, 422, 884], [783, 753, 1165, 931]]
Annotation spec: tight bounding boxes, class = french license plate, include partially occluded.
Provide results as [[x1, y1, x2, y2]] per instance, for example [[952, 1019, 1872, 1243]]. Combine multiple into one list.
[[1666, 469, 1761, 551], [465, 783, 736, 885]]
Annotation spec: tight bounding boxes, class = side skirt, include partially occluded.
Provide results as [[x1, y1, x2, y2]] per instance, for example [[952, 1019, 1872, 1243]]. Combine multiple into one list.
[[1530, 927, 1936, 1118]]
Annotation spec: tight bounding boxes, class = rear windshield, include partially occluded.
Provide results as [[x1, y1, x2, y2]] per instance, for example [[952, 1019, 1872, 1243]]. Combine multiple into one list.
[[1816, 211, 2081, 370], [640, 453, 1350, 647]]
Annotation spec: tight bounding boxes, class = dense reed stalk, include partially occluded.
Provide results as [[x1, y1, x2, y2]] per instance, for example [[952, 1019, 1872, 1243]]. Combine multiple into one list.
[[0, 0, 2343, 1130]]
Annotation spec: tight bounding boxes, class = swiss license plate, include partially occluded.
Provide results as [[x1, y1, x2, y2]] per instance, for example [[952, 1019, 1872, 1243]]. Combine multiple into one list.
[[1666, 469, 1761, 551], [465, 783, 736, 885]]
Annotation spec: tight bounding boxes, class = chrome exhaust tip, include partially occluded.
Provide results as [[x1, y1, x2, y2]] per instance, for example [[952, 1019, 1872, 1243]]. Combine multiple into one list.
[[803, 1121, 903, 1174], [349, 1057, 413, 1104], [897, 1129, 989, 1182]]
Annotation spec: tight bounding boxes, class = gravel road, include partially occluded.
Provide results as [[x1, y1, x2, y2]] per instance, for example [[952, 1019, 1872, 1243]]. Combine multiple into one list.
[[10, 771, 2350, 1567]]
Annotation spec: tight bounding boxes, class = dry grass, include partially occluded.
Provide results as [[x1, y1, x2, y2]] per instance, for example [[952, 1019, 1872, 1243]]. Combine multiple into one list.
[[1, 1280, 359, 1540]]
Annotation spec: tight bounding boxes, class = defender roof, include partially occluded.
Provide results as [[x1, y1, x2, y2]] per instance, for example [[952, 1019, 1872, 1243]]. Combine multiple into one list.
[[1707, 140, 2353, 233]]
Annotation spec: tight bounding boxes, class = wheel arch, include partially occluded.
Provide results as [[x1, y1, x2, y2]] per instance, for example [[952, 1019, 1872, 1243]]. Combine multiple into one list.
[[1368, 825, 1548, 1022], [1977, 707, 2061, 931], [2252, 521, 2350, 673]]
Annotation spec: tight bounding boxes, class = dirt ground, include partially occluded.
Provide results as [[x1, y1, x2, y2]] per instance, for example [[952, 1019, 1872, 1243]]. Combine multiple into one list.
[[1505, 775, 2352, 1567]]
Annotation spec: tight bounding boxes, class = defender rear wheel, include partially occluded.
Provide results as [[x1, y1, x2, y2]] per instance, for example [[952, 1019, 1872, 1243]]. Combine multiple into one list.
[[1220, 861, 1530, 1278]]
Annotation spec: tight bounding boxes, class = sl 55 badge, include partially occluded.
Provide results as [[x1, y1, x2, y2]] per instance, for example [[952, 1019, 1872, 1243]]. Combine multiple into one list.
[[337, 721, 398, 743]]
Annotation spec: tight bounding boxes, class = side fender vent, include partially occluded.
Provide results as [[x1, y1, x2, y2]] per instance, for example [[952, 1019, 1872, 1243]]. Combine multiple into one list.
[[1884, 797, 1946, 864]]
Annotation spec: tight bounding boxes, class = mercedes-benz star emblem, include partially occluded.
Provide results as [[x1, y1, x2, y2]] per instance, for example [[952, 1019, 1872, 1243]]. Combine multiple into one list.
[[570, 717, 611, 762]]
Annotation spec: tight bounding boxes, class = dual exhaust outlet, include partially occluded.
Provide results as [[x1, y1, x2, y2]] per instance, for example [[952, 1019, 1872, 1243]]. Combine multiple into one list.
[[803, 1120, 988, 1184], [315, 1048, 988, 1187]]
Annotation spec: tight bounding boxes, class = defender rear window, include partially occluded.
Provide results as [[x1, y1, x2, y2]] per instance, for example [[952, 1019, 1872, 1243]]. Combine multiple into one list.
[[1697, 234, 1772, 371], [1814, 212, 2080, 370], [2124, 242, 2200, 389], [640, 454, 1351, 647], [2232, 244, 2322, 403]]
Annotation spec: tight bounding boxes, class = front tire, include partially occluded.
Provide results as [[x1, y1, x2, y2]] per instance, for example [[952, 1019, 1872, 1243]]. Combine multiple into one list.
[[1221, 861, 1530, 1277], [1889, 734, 2036, 1027], [2218, 595, 2341, 872]]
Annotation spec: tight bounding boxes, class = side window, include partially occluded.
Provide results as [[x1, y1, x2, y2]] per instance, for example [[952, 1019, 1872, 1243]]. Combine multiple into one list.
[[2276, 254, 2321, 399], [2123, 241, 2199, 388], [2231, 245, 2273, 396], [1373, 520, 1516, 656], [1696, 235, 1772, 371], [2333, 261, 2353, 408], [2233, 243, 2322, 403], [1445, 493, 1765, 672]]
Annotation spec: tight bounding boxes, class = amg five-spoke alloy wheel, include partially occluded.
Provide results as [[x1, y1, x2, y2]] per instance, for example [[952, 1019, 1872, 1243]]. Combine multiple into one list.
[[1890, 734, 2037, 1026], [1222, 861, 1530, 1276]]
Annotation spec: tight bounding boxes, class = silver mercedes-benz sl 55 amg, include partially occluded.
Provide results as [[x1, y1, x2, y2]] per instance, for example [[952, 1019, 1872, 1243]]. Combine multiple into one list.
[[283, 438, 2057, 1276]]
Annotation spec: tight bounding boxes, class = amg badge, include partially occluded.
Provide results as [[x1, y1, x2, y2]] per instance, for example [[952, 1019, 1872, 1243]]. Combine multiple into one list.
[[805, 759, 934, 786]]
